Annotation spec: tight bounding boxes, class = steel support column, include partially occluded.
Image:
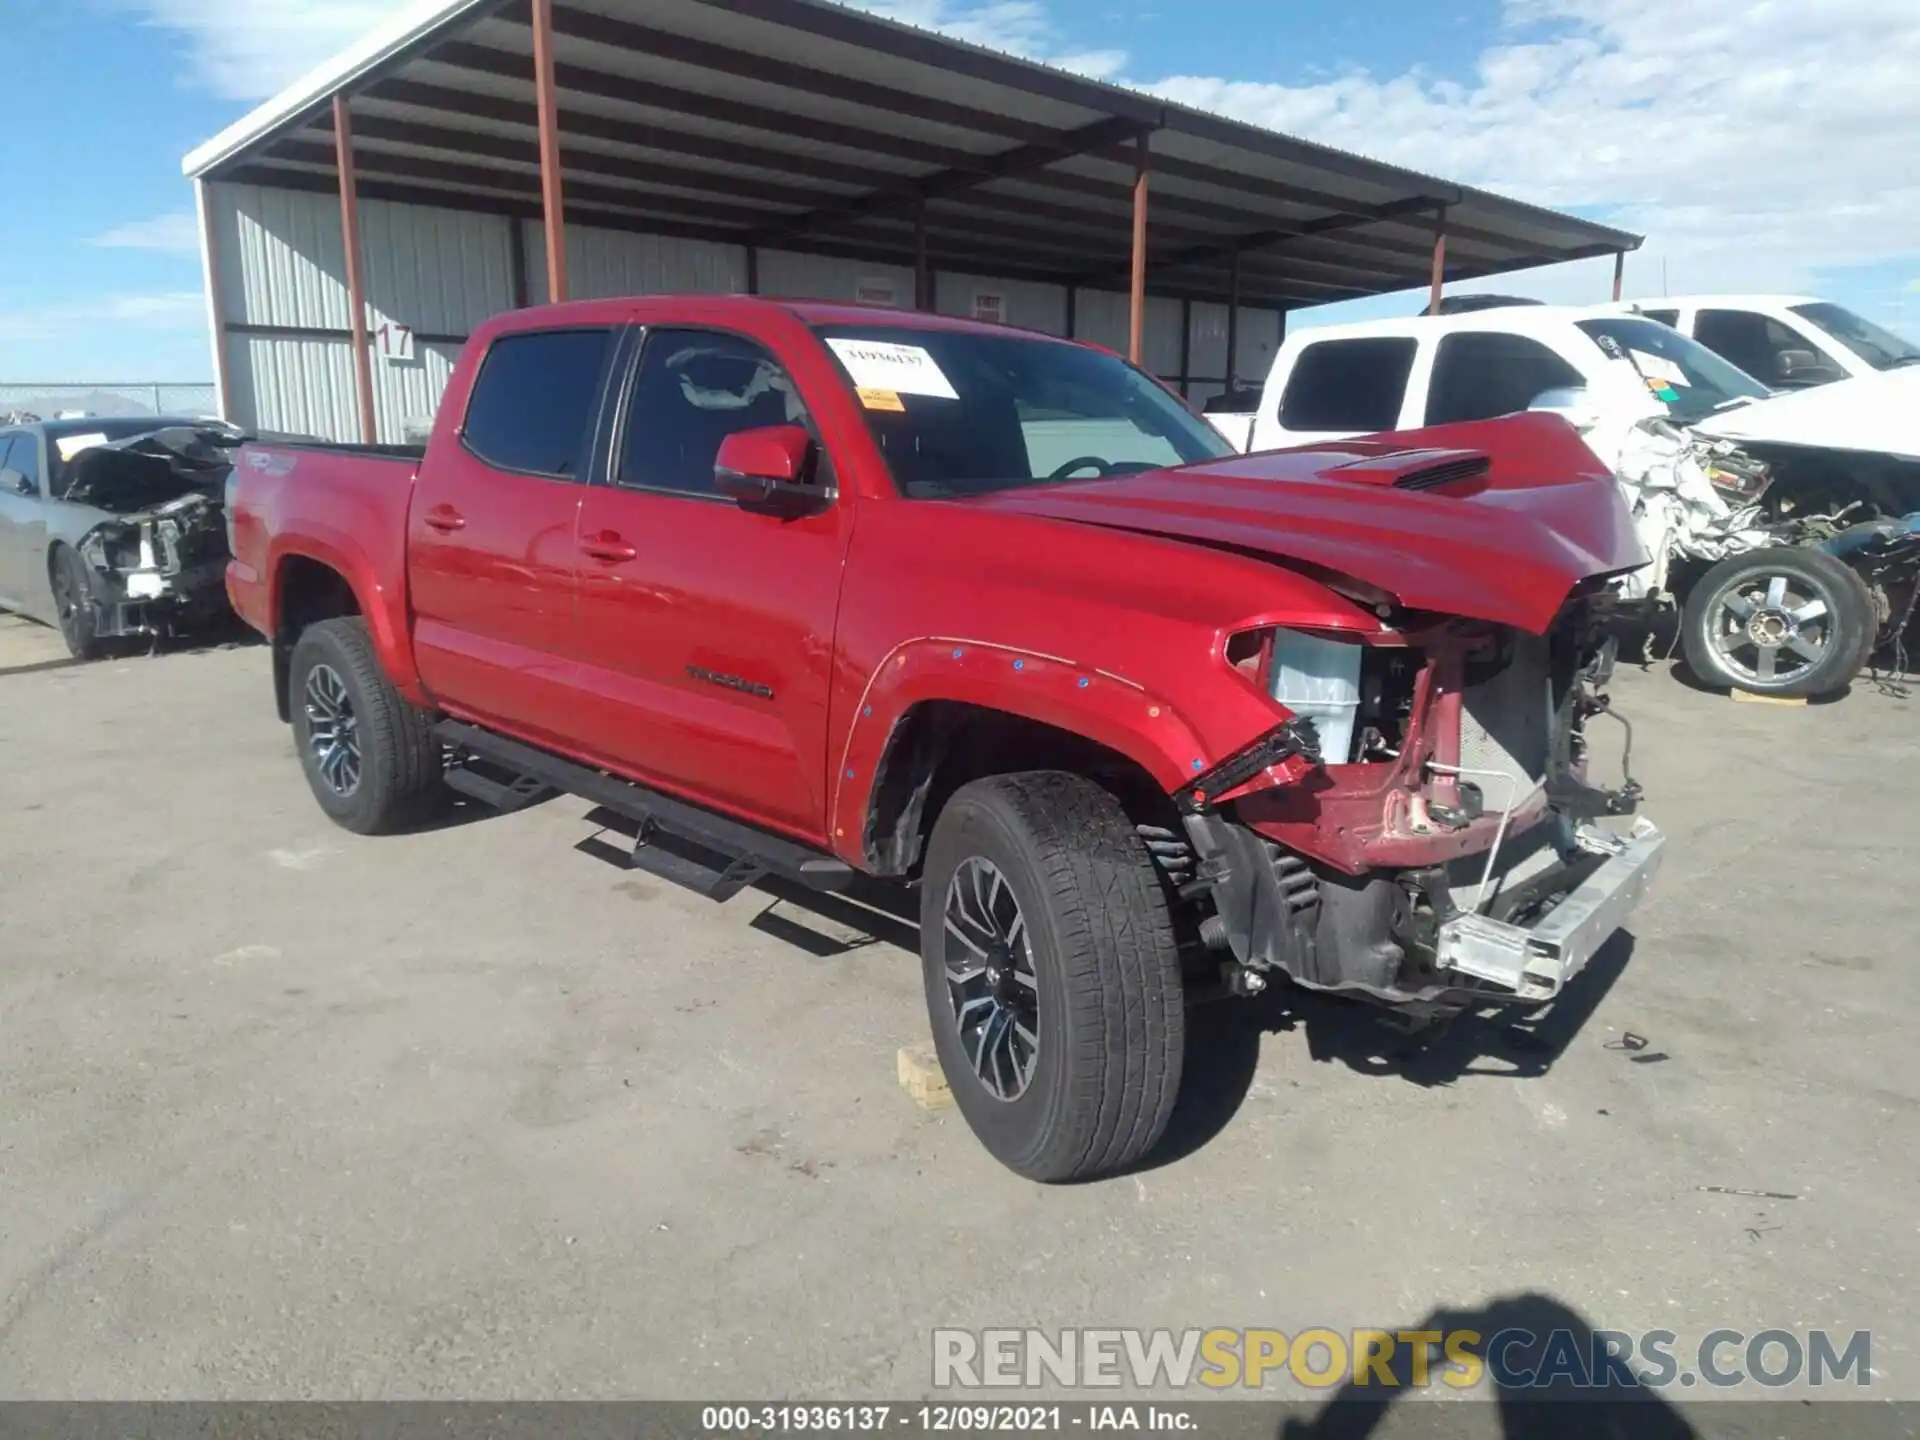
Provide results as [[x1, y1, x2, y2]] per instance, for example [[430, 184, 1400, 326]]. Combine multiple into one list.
[[1130, 130, 1151, 365], [532, 0, 569, 303], [1612, 249, 1625, 302], [1428, 209, 1447, 316], [332, 95, 377, 445], [1225, 249, 1241, 392], [914, 202, 931, 311], [195, 179, 236, 424]]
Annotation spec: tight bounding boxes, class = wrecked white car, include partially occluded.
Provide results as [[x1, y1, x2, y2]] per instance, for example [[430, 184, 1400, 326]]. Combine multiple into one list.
[[1209, 305, 1918, 697], [1609, 366, 1920, 696], [0, 417, 243, 659]]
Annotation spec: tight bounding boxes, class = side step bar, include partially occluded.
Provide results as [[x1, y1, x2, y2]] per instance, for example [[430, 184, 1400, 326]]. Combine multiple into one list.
[[435, 719, 854, 897]]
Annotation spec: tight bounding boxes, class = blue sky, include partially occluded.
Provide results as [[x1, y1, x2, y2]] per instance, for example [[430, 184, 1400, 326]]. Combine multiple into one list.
[[4, 0, 1917, 383]]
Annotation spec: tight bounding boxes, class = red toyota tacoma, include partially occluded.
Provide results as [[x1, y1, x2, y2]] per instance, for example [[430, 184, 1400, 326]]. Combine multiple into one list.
[[228, 296, 1665, 1182]]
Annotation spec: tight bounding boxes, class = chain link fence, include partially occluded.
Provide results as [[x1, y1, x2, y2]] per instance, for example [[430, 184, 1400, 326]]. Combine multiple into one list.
[[0, 383, 219, 423]]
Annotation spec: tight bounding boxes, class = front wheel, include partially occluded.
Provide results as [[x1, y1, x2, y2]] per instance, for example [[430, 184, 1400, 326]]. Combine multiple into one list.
[[919, 772, 1184, 1183], [1681, 547, 1875, 698], [48, 546, 107, 661]]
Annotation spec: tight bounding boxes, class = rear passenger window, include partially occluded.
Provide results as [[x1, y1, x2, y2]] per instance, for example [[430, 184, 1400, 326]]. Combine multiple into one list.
[[1424, 332, 1586, 425], [462, 328, 613, 478], [1278, 338, 1417, 432], [1640, 309, 1680, 328]]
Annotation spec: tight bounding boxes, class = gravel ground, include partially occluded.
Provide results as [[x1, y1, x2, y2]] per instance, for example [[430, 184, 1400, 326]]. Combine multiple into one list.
[[0, 621, 1913, 1413]]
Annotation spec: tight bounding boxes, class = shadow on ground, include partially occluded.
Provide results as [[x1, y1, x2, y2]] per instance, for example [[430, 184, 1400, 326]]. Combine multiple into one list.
[[1132, 933, 1637, 1175], [568, 803, 1638, 1176], [1278, 1292, 1698, 1438]]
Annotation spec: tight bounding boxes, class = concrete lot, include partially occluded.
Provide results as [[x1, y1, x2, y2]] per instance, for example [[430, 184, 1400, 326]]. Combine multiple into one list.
[[1, 610, 1915, 1405]]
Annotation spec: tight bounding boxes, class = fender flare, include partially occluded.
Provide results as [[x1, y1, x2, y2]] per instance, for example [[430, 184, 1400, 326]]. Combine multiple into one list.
[[266, 527, 423, 698], [827, 636, 1212, 866]]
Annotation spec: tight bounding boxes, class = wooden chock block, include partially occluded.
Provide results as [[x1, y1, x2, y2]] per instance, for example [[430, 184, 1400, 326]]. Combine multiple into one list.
[[1729, 688, 1809, 707], [897, 1043, 954, 1111]]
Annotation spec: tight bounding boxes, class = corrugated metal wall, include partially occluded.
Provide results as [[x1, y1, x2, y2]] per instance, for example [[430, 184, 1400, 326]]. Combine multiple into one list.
[[210, 182, 514, 444], [1185, 303, 1284, 410], [524, 222, 748, 303], [933, 271, 1069, 336], [210, 181, 1285, 442], [758, 250, 915, 309]]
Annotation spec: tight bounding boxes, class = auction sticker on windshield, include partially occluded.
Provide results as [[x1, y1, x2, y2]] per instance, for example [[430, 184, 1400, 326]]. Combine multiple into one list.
[[827, 339, 959, 400]]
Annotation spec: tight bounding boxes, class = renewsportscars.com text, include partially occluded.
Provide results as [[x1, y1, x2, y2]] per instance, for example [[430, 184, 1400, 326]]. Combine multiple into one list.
[[932, 1327, 1872, 1393]]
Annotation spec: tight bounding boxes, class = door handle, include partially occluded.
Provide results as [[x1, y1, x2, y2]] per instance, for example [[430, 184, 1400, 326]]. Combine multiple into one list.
[[581, 531, 637, 563], [423, 507, 466, 533]]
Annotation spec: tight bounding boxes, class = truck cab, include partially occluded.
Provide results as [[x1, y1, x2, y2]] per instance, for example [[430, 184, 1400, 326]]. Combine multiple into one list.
[[1610, 296, 1920, 391]]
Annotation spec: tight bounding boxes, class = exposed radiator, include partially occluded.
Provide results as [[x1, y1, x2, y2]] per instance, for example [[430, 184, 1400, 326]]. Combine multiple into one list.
[[1459, 635, 1553, 792]]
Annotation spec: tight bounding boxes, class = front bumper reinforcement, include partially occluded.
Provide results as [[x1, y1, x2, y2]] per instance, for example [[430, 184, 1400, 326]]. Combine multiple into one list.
[[1435, 818, 1666, 1001]]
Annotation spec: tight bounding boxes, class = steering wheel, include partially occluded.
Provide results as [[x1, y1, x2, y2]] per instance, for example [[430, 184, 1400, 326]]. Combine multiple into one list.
[[1047, 456, 1116, 481]]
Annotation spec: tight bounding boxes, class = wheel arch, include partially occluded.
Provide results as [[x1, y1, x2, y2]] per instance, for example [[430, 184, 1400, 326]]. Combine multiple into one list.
[[267, 541, 420, 720], [853, 697, 1189, 878]]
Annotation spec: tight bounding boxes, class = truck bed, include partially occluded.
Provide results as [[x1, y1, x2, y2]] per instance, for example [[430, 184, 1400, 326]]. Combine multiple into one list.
[[225, 440, 422, 683]]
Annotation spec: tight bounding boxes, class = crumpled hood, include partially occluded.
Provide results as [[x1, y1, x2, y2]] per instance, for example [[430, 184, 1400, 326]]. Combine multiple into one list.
[[971, 413, 1648, 634], [1692, 366, 1920, 461]]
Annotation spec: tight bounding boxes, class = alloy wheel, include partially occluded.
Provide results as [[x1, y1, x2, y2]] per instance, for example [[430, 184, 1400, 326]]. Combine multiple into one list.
[[303, 663, 363, 797], [943, 857, 1041, 1102], [1709, 572, 1832, 687]]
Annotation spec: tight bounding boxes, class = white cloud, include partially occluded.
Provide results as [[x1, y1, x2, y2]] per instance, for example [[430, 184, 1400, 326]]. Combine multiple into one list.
[[0, 293, 206, 344], [850, 0, 1126, 77], [1143, 0, 1920, 303], [87, 212, 201, 256], [110, 0, 404, 100]]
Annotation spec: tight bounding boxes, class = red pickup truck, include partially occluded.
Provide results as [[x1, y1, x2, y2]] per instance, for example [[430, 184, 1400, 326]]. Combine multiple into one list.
[[227, 296, 1665, 1181]]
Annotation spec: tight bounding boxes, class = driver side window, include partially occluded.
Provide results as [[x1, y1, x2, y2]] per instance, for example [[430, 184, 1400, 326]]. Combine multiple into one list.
[[1694, 310, 1809, 385], [618, 329, 813, 498], [2, 435, 41, 494]]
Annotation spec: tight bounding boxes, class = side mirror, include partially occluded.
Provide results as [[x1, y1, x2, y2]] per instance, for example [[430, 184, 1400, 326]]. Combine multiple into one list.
[[1527, 386, 1600, 432], [713, 425, 830, 518], [1773, 348, 1841, 386], [2, 467, 33, 497]]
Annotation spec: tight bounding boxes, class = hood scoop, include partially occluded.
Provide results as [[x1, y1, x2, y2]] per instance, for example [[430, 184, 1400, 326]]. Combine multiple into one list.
[[1391, 455, 1491, 493], [1321, 447, 1493, 495]]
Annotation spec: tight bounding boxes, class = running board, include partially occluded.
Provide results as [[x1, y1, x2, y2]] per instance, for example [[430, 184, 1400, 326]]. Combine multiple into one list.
[[444, 763, 556, 813], [435, 719, 854, 895]]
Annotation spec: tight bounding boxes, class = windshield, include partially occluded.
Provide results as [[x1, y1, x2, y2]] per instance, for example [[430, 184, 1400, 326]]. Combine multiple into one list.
[[813, 326, 1233, 499], [1789, 302, 1920, 370], [1574, 317, 1771, 423]]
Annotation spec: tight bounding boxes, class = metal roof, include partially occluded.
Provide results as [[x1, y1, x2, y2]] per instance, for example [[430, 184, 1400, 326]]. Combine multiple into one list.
[[183, 0, 1641, 312]]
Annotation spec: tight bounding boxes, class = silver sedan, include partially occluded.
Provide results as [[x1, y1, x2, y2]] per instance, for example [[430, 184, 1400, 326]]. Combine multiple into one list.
[[0, 417, 237, 659]]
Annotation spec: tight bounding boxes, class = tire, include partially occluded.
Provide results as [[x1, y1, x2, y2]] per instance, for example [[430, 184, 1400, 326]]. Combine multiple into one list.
[[288, 617, 443, 834], [919, 772, 1184, 1183], [1681, 547, 1876, 698], [48, 546, 107, 661]]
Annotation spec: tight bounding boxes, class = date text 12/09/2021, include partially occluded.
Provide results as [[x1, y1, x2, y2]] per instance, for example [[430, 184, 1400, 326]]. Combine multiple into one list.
[[701, 1407, 1198, 1433]]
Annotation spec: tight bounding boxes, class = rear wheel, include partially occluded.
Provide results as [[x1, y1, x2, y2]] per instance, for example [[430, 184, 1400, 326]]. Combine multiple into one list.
[[288, 617, 443, 833], [1681, 547, 1875, 697], [48, 546, 106, 661], [919, 772, 1184, 1183]]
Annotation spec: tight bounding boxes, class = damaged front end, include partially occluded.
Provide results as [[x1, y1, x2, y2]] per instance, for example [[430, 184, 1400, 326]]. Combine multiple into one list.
[[1173, 595, 1663, 1018], [64, 424, 242, 642], [1612, 418, 1920, 653]]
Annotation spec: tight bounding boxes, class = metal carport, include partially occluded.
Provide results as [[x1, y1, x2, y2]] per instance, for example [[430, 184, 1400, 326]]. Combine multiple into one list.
[[183, 0, 1641, 443]]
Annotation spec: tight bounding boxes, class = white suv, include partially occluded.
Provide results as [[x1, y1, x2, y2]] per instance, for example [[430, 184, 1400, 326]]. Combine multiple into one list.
[[1610, 295, 1920, 390], [1221, 304, 1769, 456], [1206, 305, 1918, 702]]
